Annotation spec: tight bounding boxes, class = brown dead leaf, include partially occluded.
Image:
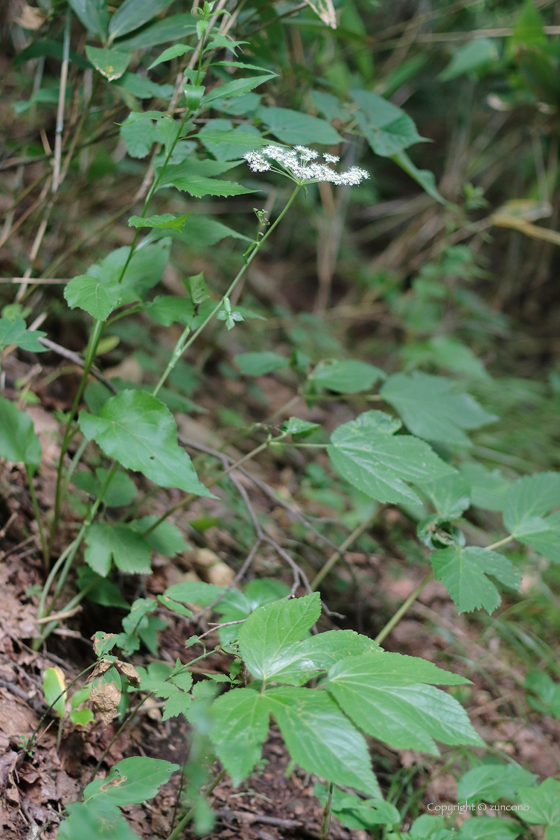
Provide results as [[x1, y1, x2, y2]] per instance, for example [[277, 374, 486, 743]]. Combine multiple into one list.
[[115, 661, 140, 687], [14, 5, 47, 29], [90, 682, 121, 726]]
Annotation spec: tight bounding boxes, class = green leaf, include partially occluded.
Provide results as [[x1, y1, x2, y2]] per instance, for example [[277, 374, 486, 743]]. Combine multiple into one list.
[[69, 708, 95, 726], [64, 274, 122, 321], [518, 778, 560, 831], [85, 239, 170, 303], [85, 46, 131, 81], [328, 410, 455, 506], [43, 667, 66, 718], [84, 522, 152, 576], [139, 661, 193, 720], [391, 150, 445, 203], [215, 579, 291, 643], [258, 107, 343, 145], [84, 756, 179, 805], [109, 0, 174, 40], [238, 593, 321, 681], [427, 336, 490, 380], [526, 671, 560, 718], [458, 463, 511, 512], [511, 1, 547, 50], [315, 785, 400, 830], [202, 75, 276, 107], [380, 372, 497, 446], [352, 89, 426, 156], [420, 473, 471, 520], [68, 0, 109, 38], [439, 39, 499, 81], [120, 113, 159, 158], [184, 272, 210, 305], [58, 801, 137, 840], [0, 396, 41, 467], [504, 473, 560, 562], [116, 73, 173, 100], [327, 652, 482, 755], [130, 516, 190, 557], [172, 215, 249, 248], [458, 817, 522, 840], [282, 417, 320, 440], [0, 316, 46, 352], [114, 14, 196, 50], [235, 351, 289, 376], [79, 390, 213, 497], [164, 581, 225, 606], [197, 125, 266, 160], [263, 687, 380, 796], [148, 43, 193, 70], [210, 689, 270, 785], [128, 213, 190, 230], [145, 295, 194, 326], [431, 545, 521, 614], [161, 173, 254, 199], [310, 359, 385, 393], [77, 567, 130, 609], [72, 468, 137, 507], [457, 763, 538, 804]]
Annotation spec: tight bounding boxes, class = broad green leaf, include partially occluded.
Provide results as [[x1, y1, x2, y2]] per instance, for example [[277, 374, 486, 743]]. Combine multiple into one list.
[[439, 39, 499, 82], [184, 272, 210, 306], [458, 817, 522, 840], [109, 0, 174, 40], [263, 687, 380, 796], [431, 545, 521, 614], [79, 390, 213, 496], [203, 74, 276, 107], [84, 756, 179, 805], [315, 784, 400, 830], [114, 14, 196, 50], [238, 593, 321, 680], [116, 73, 173, 100], [130, 516, 190, 557], [172, 215, 249, 248], [310, 359, 385, 393], [120, 113, 159, 158], [420, 473, 471, 520], [85, 46, 131, 81], [258, 107, 343, 145], [139, 661, 193, 720], [58, 801, 137, 840], [158, 156, 243, 181], [69, 708, 95, 727], [164, 581, 225, 606], [145, 295, 194, 326], [0, 396, 41, 467], [503, 473, 560, 562], [0, 316, 46, 352], [327, 653, 482, 755], [64, 274, 122, 321], [43, 667, 66, 718], [85, 239, 170, 303], [77, 567, 130, 609], [148, 43, 193, 70], [410, 814, 451, 840], [161, 173, 254, 199], [235, 351, 289, 376], [428, 336, 490, 380], [518, 778, 560, 833], [84, 522, 151, 576], [392, 149, 445, 203], [216, 579, 291, 643], [311, 90, 347, 121], [128, 213, 189, 230], [210, 689, 270, 785], [260, 629, 381, 687], [457, 763, 538, 804], [459, 463, 511, 512], [73, 468, 137, 508], [197, 124, 266, 160], [352, 89, 425, 156], [380, 372, 497, 446], [526, 671, 560, 718], [68, 0, 109, 38], [328, 410, 455, 506], [282, 417, 320, 440]]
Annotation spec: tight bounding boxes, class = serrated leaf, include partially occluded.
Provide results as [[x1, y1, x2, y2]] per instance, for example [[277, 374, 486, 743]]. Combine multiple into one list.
[[84, 523, 151, 576], [0, 396, 41, 467], [210, 689, 270, 785], [148, 43, 193, 70], [380, 372, 497, 446], [197, 125, 266, 159], [161, 173, 254, 199], [164, 581, 225, 606], [203, 74, 276, 107], [235, 351, 289, 376], [504, 473, 560, 562], [310, 359, 385, 393], [145, 295, 194, 326], [128, 213, 190, 230], [518, 778, 560, 831], [140, 662, 193, 720], [315, 784, 400, 830], [79, 390, 213, 497], [263, 687, 380, 796], [84, 756, 179, 805], [458, 817, 521, 840], [238, 593, 321, 681], [458, 463, 511, 512], [352, 89, 426, 156], [420, 473, 471, 519], [439, 39, 499, 82], [68, 0, 109, 38], [457, 763, 538, 804], [85, 239, 170, 303], [216, 579, 291, 644], [431, 545, 521, 614], [0, 316, 46, 352], [130, 516, 190, 557], [282, 417, 320, 440], [258, 107, 343, 145], [64, 274, 122, 321], [327, 652, 482, 755], [328, 410, 455, 506], [120, 113, 159, 159], [85, 46, 131, 81], [109, 0, 174, 40]]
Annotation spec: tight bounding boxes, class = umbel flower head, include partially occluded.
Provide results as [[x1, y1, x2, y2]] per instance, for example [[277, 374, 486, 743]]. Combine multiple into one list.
[[244, 144, 369, 187]]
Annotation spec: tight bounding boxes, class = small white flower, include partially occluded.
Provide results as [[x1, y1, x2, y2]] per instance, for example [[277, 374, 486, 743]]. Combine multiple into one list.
[[243, 144, 368, 187]]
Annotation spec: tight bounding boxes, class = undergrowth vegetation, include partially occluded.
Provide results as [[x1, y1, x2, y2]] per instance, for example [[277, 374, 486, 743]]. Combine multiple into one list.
[[1, 0, 560, 838]]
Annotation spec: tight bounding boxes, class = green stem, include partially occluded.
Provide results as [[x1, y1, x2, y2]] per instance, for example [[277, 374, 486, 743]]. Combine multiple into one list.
[[375, 571, 434, 646], [37, 578, 96, 644], [311, 514, 375, 591], [485, 534, 514, 551], [166, 768, 227, 840], [26, 466, 48, 569], [320, 782, 334, 840], [61, 437, 89, 500]]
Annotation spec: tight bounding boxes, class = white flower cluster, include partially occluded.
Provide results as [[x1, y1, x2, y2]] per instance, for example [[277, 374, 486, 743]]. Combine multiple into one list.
[[244, 144, 369, 186]]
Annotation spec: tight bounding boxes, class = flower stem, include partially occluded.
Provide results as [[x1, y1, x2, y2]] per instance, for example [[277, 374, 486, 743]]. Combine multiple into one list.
[[374, 571, 435, 646]]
